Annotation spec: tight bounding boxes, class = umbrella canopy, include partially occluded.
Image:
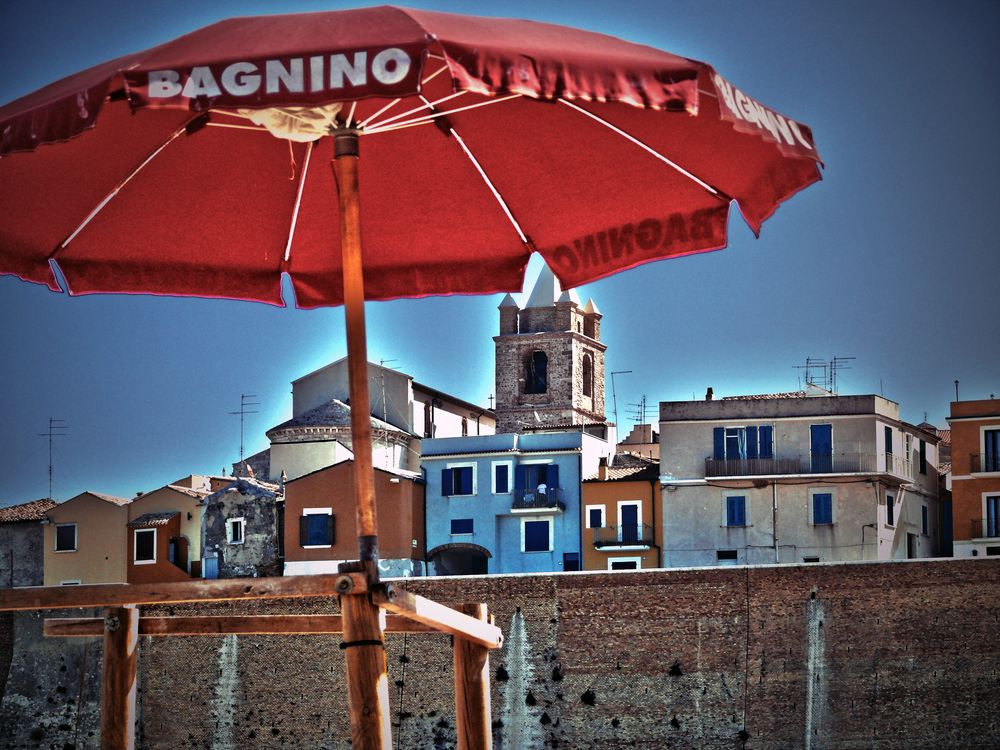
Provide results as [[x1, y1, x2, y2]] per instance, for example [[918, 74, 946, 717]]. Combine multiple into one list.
[[0, 5, 821, 308]]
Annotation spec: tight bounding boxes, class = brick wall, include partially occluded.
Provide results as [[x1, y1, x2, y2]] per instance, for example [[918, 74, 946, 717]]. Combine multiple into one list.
[[2, 559, 998, 748]]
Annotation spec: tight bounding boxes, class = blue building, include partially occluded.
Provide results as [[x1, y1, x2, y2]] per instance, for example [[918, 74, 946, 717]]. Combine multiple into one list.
[[423, 430, 611, 575]]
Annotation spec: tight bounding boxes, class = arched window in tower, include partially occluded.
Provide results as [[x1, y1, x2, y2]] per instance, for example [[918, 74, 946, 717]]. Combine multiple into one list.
[[582, 354, 594, 398], [525, 351, 548, 394]]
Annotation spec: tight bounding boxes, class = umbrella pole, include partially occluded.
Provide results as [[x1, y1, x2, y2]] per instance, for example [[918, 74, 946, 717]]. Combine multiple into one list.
[[332, 128, 393, 750]]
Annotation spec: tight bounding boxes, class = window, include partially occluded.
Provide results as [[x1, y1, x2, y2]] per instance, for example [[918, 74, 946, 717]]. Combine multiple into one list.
[[905, 433, 912, 461], [618, 502, 641, 543], [987, 547, 1000, 556], [812, 492, 833, 525], [810, 424, 833, 472], [423, 401, 433, 438], [919, 439, 927, 475], [609, 558, 640, 570], [450, 518, 474, 535], [987, 496, 1000, 537], [585, 505, 605, 529], [442, 464, 475, 496], [985, 429, 1000, 472], [725, 495, 747, 527], [492, 462, 511, 494], [134, 528, 156, 563], [524, 351, 548, 394], [713, 425, 773, 460], [886, 494, 895, 526], [563, 552, 580, 571], [54, 523, 77, 552], [803, 556, 820, 563], [921, 505, 929, 536], [717, 550, 738, 566], [461, 417, 468, 437], [522, 517, 552, 552], [515, 463, 559, 492], [300, 509, 334, 547], [582, 354, 593, 398], [60, 580, 82, 585], [226, 517, 245, 545]]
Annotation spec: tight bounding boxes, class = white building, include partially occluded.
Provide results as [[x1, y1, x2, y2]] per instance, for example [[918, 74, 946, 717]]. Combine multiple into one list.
[[659, 388, 940, 567]]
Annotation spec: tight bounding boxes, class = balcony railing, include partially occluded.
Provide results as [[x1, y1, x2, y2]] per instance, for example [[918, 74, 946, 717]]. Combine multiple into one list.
[[971, 518, 1000, 539], [511, 487, 566, 513], [970, 453, 1000, 473], [705, 452, 912, 479], [593, 524, 654, 549]]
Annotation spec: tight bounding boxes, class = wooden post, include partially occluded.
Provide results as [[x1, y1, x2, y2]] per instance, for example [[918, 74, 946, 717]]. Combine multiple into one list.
[[452, 603, 493, 750], [333, 128, 392, 750], [100, 605, 138, 750]]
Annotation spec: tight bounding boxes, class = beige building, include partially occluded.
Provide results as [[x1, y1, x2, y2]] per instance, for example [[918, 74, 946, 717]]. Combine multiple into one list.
[[659, 389, 940, 566], [43, 492, 131, 585]]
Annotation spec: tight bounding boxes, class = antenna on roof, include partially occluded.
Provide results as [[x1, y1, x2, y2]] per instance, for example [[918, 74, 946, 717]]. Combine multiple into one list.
[[37, 417, 68, 501], [627, 394, 653, 424], [229, 394, 260, 466], [610, 370, 632, 426], [829, 356, 855, 395]]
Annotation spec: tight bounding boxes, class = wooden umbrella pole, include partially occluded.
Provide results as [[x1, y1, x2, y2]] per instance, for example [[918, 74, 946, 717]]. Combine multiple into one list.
[[332, 127, 393, 750]]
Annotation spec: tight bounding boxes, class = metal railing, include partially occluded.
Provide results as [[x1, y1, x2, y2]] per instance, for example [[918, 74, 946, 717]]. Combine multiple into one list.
[[511, 487, 566, 512], [971, 453, 1000, 473], [971, 518, 1000, 539], [593, 524, 654, 548], [705, 452, 912, 479]]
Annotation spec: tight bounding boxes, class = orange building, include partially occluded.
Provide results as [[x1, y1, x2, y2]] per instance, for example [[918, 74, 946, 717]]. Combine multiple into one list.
[[948, 398, 1000, 557], [581, 459, 661, 570], [126, 512, 190, 583], [283, 461, 425, 577]]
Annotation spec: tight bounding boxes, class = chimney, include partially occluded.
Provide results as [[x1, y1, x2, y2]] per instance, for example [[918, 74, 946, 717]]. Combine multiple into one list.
[[598, 456, 609, 481], [705, 387, 714, 401]]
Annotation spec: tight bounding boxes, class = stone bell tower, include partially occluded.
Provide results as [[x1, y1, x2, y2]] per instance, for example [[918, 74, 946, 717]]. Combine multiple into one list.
[[494, 264, 607, 434]]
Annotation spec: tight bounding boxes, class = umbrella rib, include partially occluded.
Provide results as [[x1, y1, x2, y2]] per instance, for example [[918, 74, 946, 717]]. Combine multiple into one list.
[[56, 121, 192, 251], [558, 98, 729, 200], [355, 65, 449, 129], [284, 141, 314, 263], [364, 94, 521, 135], [447, 125, 528, 245], [364, 91, 467, 131]]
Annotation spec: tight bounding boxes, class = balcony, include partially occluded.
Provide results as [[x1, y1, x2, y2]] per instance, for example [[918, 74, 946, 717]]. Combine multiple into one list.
[[511, 487, 566, 513], [593, 524, 654, 549], [705, 452, 912, 479], [971, 518, 1000, 539], [970, 453, 1000, 473]]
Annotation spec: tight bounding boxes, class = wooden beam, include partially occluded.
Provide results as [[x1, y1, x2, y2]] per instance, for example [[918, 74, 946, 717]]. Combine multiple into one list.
[[45, 614, 439, 637], [453, 603, 493, 750], [101, 606, 138, 750], [0, 572, 365, 612], [373, 586, 503, 650]]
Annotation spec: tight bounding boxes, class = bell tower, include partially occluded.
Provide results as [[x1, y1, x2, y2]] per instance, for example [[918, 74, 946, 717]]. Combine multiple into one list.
[[493, 264, 606, 434]]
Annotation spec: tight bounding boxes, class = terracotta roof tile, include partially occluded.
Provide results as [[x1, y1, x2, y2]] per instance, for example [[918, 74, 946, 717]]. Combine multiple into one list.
[[128, 511, 179, 528], [0, 498, 56, 523], [87, 492, 132, 506], [721, 391, 807, 401]]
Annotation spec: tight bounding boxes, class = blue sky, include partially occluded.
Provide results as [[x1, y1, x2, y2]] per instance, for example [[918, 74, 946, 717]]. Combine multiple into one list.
[[1, 0, 998, 504]]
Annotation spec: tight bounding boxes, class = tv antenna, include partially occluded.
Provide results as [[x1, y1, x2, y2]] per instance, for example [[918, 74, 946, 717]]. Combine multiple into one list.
[[610, 370, 632, 426], [37, 418, 68, 500], [627, 394, 654, 424], [229, 394, 260, 465], [377, 359, 399, 424]]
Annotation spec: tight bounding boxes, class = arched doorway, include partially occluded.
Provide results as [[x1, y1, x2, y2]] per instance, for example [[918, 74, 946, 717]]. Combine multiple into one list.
[[427, 543, 492, 576]]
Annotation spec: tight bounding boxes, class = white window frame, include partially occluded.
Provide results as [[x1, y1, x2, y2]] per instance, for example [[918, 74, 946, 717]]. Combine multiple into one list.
[[133, 528, 157, 564], [445, 461, 478, 496], [302, 506, 333, 549], [491, 460, 513, 495], [808, 488, 837, 526], [226, 516, 246, 545], [607, 557, 642, 571], [54, 522, 77, 553], [60, 579, 82, 585], [520, 515, 554, 553], [584, 504, 605, 529], [980, 425, 1000, 474], [721, 493, 749, 527]]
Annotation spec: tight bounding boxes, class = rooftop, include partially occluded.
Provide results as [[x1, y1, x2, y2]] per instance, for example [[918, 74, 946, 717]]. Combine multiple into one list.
[[128, 511, 179, 528], [0, 498, 56, 523]]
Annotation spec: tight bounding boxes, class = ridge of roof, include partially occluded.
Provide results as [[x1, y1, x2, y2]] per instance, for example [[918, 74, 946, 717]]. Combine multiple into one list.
[[0, 498, 57, 523]]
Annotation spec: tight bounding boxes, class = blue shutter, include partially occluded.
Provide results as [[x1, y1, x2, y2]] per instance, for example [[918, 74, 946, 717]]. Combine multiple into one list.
[[813, 493, 832, 525], [515, 465, 527, 492], [495, 464, 509, 493], [459, 467, 473, 495], [546, 464, 560, 489], [746, 426, 759, 460], [713, 427, 725, 460], [441, 468, 454, 497], [759, 426, 773, 459]]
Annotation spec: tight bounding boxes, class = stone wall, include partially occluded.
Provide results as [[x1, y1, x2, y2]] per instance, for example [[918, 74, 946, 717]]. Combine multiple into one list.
[[2, 559, 998, 748]]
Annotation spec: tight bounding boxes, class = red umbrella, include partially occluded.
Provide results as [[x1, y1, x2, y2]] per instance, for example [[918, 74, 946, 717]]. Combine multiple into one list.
[[0, 7, 821, 748]]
